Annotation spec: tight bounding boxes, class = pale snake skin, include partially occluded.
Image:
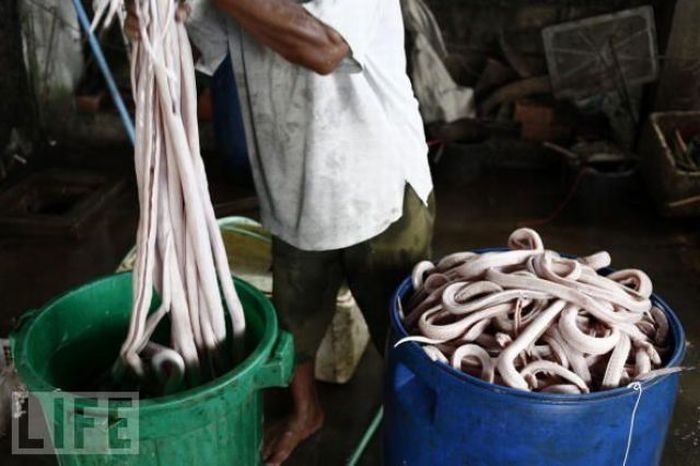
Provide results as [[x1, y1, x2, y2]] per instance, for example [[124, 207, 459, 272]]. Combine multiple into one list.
[[397, 228, 682, 393], [93, 0, 246, 384]]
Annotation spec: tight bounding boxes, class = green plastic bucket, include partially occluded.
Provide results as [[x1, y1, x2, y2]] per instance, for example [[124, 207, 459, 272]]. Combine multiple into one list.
[[11, 272, 294, 465]]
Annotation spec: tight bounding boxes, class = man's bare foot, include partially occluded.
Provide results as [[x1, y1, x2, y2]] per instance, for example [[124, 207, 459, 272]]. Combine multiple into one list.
[[263, 405, 324, 465], [263, 362, 324, 465]]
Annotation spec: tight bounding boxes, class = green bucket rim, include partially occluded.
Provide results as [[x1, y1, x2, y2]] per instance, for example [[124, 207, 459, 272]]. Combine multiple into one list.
[[12, 272, 280, 413]]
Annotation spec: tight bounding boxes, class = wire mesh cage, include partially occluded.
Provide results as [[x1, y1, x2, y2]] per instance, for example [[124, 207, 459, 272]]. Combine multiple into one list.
[[542, 6, 658, 99]]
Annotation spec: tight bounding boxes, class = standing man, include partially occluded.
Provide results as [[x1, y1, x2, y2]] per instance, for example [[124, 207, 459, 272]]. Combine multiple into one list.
[[126, 0, 434, 464]]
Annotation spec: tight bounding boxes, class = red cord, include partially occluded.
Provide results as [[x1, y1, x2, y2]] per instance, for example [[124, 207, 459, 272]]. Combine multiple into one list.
[[518, 168, 589, 228]]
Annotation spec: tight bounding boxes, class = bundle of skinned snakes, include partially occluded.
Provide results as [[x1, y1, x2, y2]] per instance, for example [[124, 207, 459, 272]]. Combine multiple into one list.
[[93, 0, 246, 391], [397, 228, 687, 394]]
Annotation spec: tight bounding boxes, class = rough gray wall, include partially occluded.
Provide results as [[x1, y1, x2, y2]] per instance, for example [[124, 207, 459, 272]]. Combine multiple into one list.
[[654, 0, 700, 111], [424, 1, 674, 87], [0, 0, 31, 150]]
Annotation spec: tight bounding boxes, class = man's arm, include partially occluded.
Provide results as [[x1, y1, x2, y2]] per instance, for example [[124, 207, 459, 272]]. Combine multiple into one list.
[[212, 0, 350, 75]]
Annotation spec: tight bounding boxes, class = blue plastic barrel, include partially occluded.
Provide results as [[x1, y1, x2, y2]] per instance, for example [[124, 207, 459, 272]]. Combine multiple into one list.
[[385, 261, 686, 466]]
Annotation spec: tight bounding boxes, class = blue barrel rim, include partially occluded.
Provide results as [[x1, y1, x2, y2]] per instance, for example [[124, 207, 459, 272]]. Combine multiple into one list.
[[390, 250, 687, 403]]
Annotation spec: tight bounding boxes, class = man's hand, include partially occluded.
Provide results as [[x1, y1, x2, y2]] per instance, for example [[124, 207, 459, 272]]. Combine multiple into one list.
[[124, 1, 140, 41], [212, 0, 350, 75], [124, 0, 190, 42]]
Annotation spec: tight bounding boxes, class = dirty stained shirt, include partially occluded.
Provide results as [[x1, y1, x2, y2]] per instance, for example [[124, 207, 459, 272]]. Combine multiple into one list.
[[187, 0, 433, 251]]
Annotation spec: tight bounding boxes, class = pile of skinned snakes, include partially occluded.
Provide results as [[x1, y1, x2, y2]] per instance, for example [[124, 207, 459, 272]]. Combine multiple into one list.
[[93, 0, 245, 387], [397, 228, 685, 394]]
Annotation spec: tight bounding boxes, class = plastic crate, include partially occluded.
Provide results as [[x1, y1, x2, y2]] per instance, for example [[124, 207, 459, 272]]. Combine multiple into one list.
[[639, 111, 700, 216], [542, 6, 658, 99]]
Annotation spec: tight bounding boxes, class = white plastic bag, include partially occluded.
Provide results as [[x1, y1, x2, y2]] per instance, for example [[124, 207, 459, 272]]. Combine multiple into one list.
[[402, 0, 475, 123]]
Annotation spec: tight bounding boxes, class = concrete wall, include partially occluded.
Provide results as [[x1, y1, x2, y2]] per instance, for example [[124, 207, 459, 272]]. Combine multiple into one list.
[[0, 0, 31, 151], [18, 0, 84, 128], [424, 1, 673, 87]]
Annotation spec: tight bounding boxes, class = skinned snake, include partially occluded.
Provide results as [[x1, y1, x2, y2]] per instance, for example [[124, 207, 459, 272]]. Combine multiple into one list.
[[93, 0, 246, 387], [397, 228, 684, 393]]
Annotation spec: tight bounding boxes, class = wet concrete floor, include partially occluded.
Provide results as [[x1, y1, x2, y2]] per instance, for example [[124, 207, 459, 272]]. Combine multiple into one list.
[[0, 146, 698, 465]]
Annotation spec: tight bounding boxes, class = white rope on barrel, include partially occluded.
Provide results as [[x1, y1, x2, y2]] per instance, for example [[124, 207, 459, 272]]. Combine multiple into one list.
[[622, 381, 643, 466]]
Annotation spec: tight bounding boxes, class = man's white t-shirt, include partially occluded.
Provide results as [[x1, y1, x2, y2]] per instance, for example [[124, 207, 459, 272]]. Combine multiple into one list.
[[188, 0, 433, 251]]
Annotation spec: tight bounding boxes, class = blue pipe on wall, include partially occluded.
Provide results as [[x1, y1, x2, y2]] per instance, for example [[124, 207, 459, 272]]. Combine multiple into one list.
[[71, 0, 136, 146]]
